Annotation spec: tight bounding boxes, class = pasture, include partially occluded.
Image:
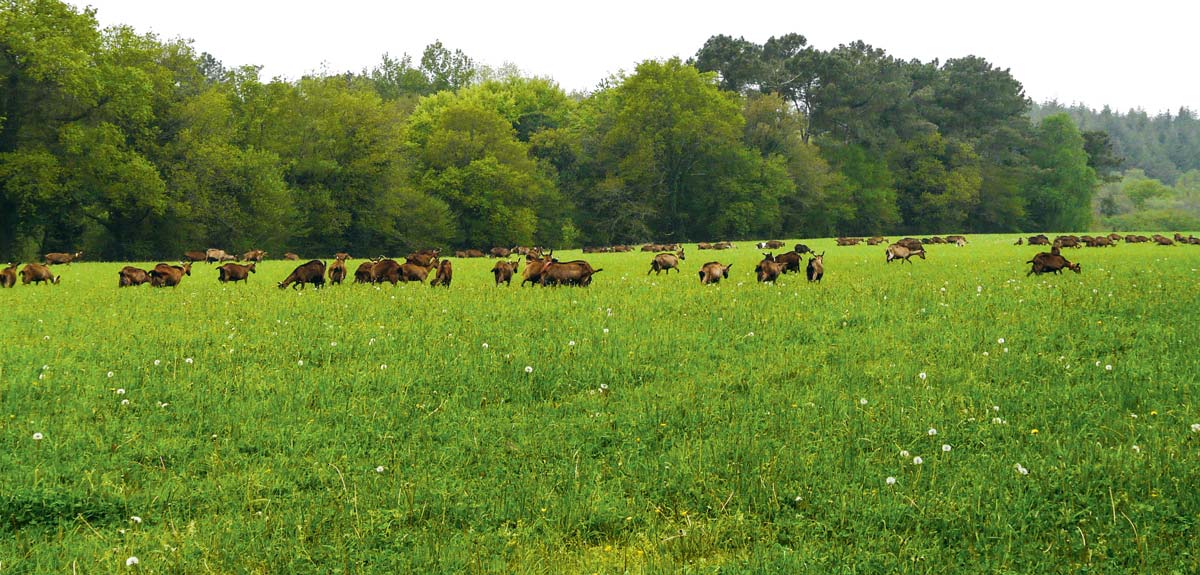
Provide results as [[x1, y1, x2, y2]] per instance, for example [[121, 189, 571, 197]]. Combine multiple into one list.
[[2, 235, 1199, 573]]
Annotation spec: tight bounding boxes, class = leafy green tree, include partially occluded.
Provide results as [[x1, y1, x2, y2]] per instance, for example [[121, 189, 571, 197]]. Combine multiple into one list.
[[820, 144, 899, 235], [691, 35, 762, 93], [406, 95, 560, 248], [890, 132, 982, 233], [1026, 114, 1098, 231]]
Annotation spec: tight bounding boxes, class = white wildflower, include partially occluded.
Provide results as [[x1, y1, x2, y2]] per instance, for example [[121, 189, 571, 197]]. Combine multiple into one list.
[[32, 432, 43, 441], [912, 456, 923, 465], [886, 476, 896, 485], [918, 372, 927, 380], [928, 428, 937, 436], [524, 366, 533, 374], [125, 556, 139, 567], [942, 444, 951, 452]]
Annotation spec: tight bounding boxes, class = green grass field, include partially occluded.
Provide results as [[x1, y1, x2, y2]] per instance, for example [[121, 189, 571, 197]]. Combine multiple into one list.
[[2, 235, 1199, 573]]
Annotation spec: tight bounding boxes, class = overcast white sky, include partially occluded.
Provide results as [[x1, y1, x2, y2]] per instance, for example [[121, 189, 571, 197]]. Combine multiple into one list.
[[78, 0, 1197, 114]]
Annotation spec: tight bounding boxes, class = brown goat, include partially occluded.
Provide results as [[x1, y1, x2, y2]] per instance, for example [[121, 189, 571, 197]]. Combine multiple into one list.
[[773, 251, 803, 274], [490, 247, 512, 258], [399, 262, 432, 283], [406, 252, 439, 268], [755, 253, 784, 283], [756, 240, 786, 249], [1, 262, 17, 288], [44, 251, 83, 265], [353, 261, 374, 283], [429, 260, 453, 287], [328, 258, 347, 285], [149, 263, 191, 287], [648, 250, 685, 275], [521, 254, 552, 286], [698, 262, 732, 285], [806, 252, 825, 283], [1027, 252, 1081, 276], [242, 249, 267, 262], [183, 250, 208, 263], [283, 252, 300, 260], [20, 263, 60, 285], [278, 260, 326, 289], [1027, 235, 1050, 246], [540, 259, 602, 287], [886, 243, 925, 263], [369, 259, 402, 285], [696, 242, 714, 250], [491, 260, 519, 286], [118, 266, 152, 287], [217, 262, 256, 283]]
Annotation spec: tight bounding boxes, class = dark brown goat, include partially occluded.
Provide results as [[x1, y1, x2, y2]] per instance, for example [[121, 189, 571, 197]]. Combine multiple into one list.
[[1026, 252, 1081, 276], [698, 262, 732, 285], [217, 262, 256, 283], [118, 266, 152, 287], [183, 250, 208, 263], [806, 252, 825, 283], [278, 260, 326, 289], [768, 251, 800, 274], [283, 252, 300, 260], [242, 249, 267, 262], [354, 261, 375, 283]]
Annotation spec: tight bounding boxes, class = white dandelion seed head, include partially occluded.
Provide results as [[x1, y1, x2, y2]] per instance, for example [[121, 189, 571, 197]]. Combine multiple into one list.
[[900, 450, 910, 458], [32, 432, 43, 441], [928, 428, 937, 436], [330, 341, 337, 347], [125, 556, 139, 567], [375, 466, 385, 473], [116, 388, 126, 395], [600, 383, 609, 390], [1191, 423, 1200, 433], [997, 338, 1005, 344], [42, 365, 49, 370], [918, 372, 927, 380], [1132, 445, 1141, 453], [130, 516, 142, 524], [297, 360, 304, 366], [982, 351, 989, 357], [859, 398, 868, 406], [185, 357, 193, 364], [886, 476, 896, 485], [942, 444, 951, 452], [993, 405, 1000, 412], [153, 359, 161, 366], [1095, 361, 1102, 367], [1105, 364, 1113, 371], [1003, 347, 1008, 353], [568, 340, 576, 346], [992, 417, 1004, 424], [524, 366, 533, 373], [121, 399, 130, 406], [482, 342, 489, 349], [107, 371, 114, 378], [380, 364, 387, 370], [603, 328, 609, 334], [912, 456, 923, 465], [1015, 464, 1028, 475]]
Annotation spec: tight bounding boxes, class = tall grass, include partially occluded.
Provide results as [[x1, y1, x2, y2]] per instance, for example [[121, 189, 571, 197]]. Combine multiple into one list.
[[1, 235, 1198, 573]]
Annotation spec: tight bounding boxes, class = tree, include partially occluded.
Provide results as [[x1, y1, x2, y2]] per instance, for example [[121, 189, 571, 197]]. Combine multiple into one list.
[[891, 133, 982, 233], [1026, 114, 1098, 231], [691, 35, 761, 93]]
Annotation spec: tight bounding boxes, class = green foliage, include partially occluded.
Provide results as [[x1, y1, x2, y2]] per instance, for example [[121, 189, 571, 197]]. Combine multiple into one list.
[[1026, 114, 1098, 231]]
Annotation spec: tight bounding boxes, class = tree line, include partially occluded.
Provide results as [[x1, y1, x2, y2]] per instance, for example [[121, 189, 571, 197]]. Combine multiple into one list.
[[1, 0, 1123, 261]]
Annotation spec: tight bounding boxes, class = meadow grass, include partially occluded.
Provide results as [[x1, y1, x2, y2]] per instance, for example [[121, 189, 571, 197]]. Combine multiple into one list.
[[2, 235, 1199, 573]]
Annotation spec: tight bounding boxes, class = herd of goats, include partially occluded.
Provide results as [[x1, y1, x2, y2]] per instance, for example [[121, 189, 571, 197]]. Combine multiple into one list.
[[2, 232, 1197, 290]]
